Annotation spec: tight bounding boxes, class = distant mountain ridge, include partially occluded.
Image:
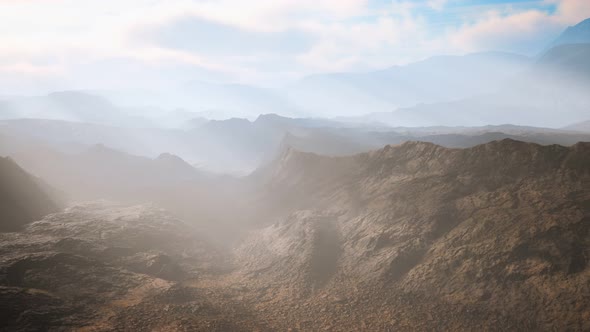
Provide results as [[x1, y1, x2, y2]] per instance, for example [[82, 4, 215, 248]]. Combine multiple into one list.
[[549, 17, 590, 48], [286, 51, 531, 117], [355, 41, 590, 127], [2, 116, 589, 175], [537, 43, 590, 78], [563, 120, 590, 132], [0, 91, 161, 128]]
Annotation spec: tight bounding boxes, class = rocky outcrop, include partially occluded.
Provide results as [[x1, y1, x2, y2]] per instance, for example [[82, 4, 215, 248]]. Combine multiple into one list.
[[233, 139, 590, 330], [1, 139, 589, 331]]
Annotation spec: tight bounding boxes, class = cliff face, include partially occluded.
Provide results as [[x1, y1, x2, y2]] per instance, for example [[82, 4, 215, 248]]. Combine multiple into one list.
[[0, 157, 59, 232]]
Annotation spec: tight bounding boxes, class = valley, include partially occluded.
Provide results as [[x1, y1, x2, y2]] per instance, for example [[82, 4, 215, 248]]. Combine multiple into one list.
[[2, 11, 590, 331], [1, 139, 588, 331]]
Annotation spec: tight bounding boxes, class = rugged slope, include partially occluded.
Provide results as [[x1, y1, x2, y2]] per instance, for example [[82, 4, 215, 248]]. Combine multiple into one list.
[[0, 202, 270, 331], [281, 128, 590, 158], [232, 139, 590, 330], [2, 140, 589, 331], [0, 157, 59, 232]]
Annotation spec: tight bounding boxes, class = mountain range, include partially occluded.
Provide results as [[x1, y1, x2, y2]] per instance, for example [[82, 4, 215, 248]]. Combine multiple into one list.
[[1, 139, 589, 330], [549, 17, 590, 49], [287, 52, 531, 117], [1, 39, 587, 129], [2, 114, 589, 176], [1, 16, 590, 332], [2, 17, 589, 127], [358, 42, 590, 127]]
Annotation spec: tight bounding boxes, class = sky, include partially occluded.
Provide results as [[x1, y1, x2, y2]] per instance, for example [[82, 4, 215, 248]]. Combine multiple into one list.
[[0, 0, 589, 93]]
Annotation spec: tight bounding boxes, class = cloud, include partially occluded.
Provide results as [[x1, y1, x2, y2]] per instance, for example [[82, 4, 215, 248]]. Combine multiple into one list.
[[427, 0, 447, 11], [294, 13, 430, 71], [449, 10, 560, 54], [123, 0, 370, 33], [448, 0, 590, 54], [0, 0, 589, 92], [550, 0, 590, 23], [139, 16, 316, 56]]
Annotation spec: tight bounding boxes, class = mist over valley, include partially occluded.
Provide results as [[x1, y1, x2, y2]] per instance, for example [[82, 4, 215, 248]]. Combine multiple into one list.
[[1, 3, 590, 331]]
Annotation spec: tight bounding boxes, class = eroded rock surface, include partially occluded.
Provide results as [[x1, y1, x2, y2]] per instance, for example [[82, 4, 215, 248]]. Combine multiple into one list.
[[2, 140, 589, 331], [0, 203, 268, 331]]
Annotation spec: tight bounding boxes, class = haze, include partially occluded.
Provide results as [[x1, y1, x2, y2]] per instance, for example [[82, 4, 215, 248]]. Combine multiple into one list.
[[1, 1, 589, 331]]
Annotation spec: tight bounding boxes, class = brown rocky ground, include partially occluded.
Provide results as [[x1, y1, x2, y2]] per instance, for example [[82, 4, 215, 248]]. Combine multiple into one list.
[[1, 139, 589, 331]]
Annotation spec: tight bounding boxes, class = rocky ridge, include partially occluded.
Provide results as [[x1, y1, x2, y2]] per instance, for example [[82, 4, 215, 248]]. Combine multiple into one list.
[[1, 139, 589, 330]]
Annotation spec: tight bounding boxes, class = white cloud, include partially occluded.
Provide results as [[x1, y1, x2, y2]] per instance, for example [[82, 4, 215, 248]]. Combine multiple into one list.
[[427, 0, 447, 11], [549, 0, 590, 23], [449, 10, 557, 53], [0, 0, 589, 91], [448, 0, 590, 53]]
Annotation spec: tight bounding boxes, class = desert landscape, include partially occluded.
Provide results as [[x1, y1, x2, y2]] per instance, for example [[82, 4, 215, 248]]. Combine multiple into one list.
[[1, 2, 589, 331]]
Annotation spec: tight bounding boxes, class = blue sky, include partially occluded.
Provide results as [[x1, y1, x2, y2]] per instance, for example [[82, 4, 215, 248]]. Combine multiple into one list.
[[0, 0, 588, 93]]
